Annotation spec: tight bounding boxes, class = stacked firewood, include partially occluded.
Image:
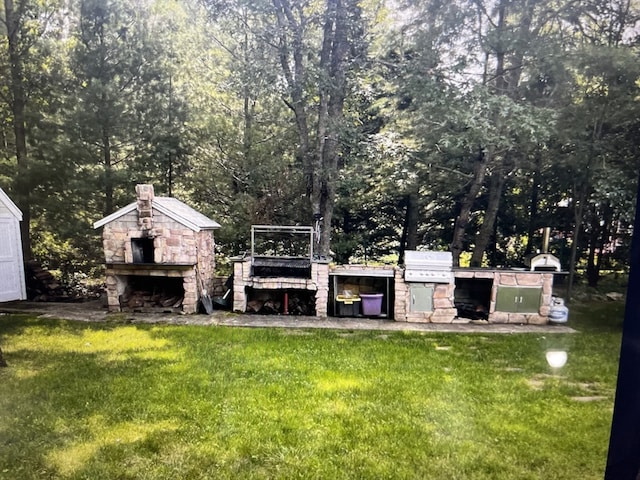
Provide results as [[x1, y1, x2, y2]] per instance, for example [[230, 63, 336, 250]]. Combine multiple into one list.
[[246, 292, 315, 316], [246, 299, 281, 314], [25, 260, 66, 301], [287, 296, 314, 315], [119, 286, 183, 311]]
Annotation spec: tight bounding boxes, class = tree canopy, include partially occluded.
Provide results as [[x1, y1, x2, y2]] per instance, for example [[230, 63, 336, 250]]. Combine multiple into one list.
[[1, 0, 638, 288]]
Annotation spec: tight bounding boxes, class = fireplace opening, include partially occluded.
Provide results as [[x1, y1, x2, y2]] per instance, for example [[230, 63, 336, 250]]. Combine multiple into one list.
[[132, 238, 154, 264], [454, 277, 492, 320], [119, 276, 184, 311], [245, 288, 316, 315]]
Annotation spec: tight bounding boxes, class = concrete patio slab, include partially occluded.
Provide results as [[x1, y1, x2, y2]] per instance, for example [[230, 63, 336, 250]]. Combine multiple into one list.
[[1, 300, 576, 333]]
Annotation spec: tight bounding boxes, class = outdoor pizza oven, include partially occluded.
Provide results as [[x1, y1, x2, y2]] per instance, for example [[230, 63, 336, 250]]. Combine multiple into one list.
[[528, 253, 561, 272], [526, 227, 561, 272], [94, 184, 220, 314]]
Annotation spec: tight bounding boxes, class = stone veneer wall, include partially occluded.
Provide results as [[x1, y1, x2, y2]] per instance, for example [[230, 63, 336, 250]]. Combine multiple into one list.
[[393, 268, 553, 324], [492, 271, 552, 325], [454, 269, 553, 325], [393, 268, 458, 323], [101, 210, 216, 314], [232, 258, 330, 317], [101, 210, 212, 266]]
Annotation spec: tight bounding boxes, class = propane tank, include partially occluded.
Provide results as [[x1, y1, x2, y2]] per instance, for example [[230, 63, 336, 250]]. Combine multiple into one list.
[[549, 296, 569, 324]]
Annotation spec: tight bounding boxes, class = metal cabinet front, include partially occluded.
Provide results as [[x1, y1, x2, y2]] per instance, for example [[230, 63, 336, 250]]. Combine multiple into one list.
[[410, 284, 434, 312], [496, 286, 542, 313]]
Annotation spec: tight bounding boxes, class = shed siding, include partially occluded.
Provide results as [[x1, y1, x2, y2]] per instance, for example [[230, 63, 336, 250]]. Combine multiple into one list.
[[0, 216, 26, 302]]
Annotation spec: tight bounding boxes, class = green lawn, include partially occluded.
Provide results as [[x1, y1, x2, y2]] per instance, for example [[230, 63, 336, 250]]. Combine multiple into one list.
[[0, 302, 623, 479]]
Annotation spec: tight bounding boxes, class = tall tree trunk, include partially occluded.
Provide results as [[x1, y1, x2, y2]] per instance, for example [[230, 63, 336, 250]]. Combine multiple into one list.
[[456, 0, 537, 266], [451, 0, 507, 266], [399, 191, 419, 264], [470, 162, 508, 267], [167, 74, 174, 197], [567, 183, 588, 303], [450, 148, 489, 266], [273, 0, 312, 196], [588, 203, 613, 288], [567, 96, 606, 300], [595, 204, 613, 280], [586, 204, 601, 287], [5, 0, 32, 261], [102, 126, 114, 215], [524, 151, 542, 256], [316, 0, 348, 256], [273, 0, 351, 257]]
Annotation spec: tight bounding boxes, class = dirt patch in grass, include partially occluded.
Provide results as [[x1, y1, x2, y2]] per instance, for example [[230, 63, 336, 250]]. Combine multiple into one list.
[[280, 330, 313, 336], [526, 374, 560, 390]]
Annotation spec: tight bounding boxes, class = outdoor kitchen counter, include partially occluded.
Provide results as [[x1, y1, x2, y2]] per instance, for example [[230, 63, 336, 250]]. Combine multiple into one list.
[[452, 268, 556, 325], [453, 267, 560, 272], [329, 267, 395, 277]]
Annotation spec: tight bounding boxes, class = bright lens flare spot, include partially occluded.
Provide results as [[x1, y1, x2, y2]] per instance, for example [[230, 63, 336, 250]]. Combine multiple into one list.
[[546, 350, 568, 369]]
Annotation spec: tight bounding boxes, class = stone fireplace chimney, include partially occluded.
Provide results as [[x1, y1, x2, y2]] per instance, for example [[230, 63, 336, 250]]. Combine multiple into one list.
[[94, 185, 220, 314], [135, 184, 154, 232]]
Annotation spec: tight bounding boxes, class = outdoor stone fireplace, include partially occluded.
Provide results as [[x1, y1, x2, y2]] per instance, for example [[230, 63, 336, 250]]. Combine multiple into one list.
[[94, 184, 220, 313]]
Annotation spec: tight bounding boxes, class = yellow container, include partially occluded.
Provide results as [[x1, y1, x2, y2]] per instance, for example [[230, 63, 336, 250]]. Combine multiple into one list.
[[336, 295, 361, 316]]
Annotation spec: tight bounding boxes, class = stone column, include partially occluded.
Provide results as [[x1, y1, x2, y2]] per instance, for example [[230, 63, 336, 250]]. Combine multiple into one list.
[[135, 184, 155, 232], [232, 260, 248, 313], [314, 262, 330, 317], [394, 268, 408, 321]]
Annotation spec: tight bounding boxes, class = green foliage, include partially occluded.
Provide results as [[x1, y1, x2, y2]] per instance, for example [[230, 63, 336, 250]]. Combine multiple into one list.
[[0, 0, 637, 275]]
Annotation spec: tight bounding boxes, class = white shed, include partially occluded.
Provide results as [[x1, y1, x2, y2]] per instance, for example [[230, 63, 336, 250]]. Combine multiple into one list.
[[0, 188, 26, 302]]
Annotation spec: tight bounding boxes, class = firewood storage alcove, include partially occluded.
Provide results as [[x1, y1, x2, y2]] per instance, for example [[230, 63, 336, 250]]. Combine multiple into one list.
[[454, 276, 493, 320], [94, 184, 220, 314]]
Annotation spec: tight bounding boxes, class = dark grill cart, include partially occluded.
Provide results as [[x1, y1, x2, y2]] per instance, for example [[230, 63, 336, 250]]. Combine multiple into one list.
[[330, 266, 394, 318]]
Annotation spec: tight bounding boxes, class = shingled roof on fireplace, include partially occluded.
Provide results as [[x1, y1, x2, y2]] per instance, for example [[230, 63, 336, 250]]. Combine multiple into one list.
[[94, 194, 220, 231]]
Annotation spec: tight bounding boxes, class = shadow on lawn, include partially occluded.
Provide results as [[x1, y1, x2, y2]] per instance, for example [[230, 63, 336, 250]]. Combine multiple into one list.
[[0, 321, 196, 478], [557, 300, 624, 341]]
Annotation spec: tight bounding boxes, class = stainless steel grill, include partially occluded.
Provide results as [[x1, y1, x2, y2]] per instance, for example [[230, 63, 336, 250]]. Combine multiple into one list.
[[404, 251, 454, 283]]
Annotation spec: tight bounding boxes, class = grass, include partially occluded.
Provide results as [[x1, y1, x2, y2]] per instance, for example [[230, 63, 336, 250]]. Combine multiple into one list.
[[0, 301, 624, 479]]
